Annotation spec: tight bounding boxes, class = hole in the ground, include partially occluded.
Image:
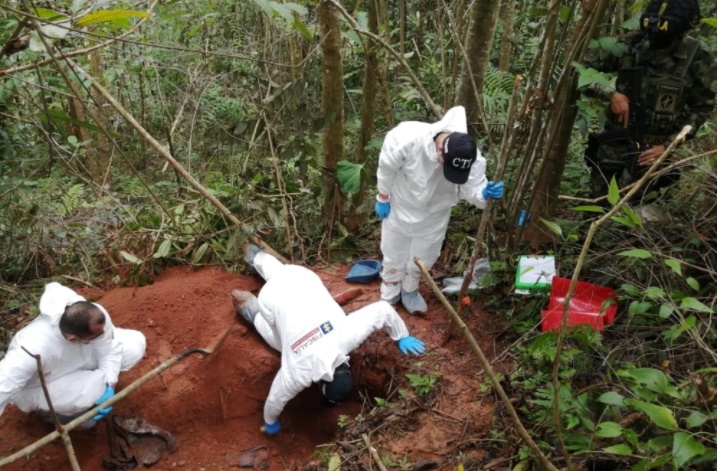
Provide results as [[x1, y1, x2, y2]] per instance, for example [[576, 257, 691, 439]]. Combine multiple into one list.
[[350, 336, 400, 400]]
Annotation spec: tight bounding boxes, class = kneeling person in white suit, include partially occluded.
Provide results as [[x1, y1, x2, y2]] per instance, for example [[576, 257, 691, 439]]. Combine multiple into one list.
[[232, 246, 426, 436], [0, 283, 146, 427]]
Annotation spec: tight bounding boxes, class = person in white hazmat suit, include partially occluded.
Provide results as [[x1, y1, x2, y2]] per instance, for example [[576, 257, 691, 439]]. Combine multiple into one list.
[[231, 245, 426, 435], [0, 282, 146, 427], [375, 106, 505, 314]]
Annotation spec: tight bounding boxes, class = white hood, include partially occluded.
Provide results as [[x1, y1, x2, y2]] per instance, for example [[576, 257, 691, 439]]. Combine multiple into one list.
[[428, 106, 468, 136], [38, 282, 86, 323]]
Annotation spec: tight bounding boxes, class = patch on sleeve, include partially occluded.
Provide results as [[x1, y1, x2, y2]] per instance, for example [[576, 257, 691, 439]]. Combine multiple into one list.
[[290, 321, 333, 355]]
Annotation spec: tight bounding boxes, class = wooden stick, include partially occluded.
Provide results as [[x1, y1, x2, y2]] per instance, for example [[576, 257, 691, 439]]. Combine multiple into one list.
[[361, 434, 388, 471], [20, 348, 81, 471], [442, 75, 523, 345], [333, 288, 364, 307], [0, 328, 231, 467], [414, 258, 559, 471]]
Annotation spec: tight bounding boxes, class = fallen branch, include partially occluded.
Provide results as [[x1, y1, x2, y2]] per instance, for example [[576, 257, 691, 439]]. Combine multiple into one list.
[[414, 258, 558, 471], [21, 348, 81, 471], [0, 329, 231, 468], [333, 288, 364, 307], [361, 434, 388, 471]]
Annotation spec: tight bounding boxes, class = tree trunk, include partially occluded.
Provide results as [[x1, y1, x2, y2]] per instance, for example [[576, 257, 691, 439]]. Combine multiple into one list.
[[498, 1, 515, 71], [524, 0, 608, 245], [68, 97, 89, 148], [346, 0, 379, 231], [504, 0, 562, 253], [399, 0, 405, 56], [611, 2, 625, 36], [524, 85, 579, 246], [288, 31, 303, 82], [319, 0, 344, 228], [89, 50, 111, 188], [448, 0, 469, 108], [458, 0, 502, 138], [376, 0, 393, 128]]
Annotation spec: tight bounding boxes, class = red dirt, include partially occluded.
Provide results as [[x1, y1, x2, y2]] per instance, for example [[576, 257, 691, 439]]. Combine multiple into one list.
[[0, 264, 506, 470]]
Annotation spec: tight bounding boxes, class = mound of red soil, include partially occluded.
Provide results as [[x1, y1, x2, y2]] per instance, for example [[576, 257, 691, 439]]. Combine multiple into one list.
[[0, 265, 504, 470]]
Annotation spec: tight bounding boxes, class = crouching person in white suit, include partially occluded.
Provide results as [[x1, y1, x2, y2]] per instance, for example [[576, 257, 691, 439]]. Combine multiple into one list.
[[231, 246, 426, 436], [0, 282, 146, 428]]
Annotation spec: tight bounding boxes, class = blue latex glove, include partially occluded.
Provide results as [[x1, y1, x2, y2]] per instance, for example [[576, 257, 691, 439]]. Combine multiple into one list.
[[92, 385, 115, 421], [482, 181, 505, 200], [375, 201, 391, 220], [263, 420, 281, 435], [397, 336, 426, 356]]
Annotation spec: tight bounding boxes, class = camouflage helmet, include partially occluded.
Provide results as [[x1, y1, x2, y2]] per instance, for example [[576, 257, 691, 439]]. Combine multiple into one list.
[[640, 0, 701, 36]]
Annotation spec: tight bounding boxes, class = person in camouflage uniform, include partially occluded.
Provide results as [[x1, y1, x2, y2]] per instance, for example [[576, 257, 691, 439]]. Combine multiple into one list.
[[581, 0, 716, 204]]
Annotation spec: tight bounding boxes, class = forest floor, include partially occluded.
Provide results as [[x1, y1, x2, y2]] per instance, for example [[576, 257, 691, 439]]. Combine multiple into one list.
[[0, 262, 514, 471]]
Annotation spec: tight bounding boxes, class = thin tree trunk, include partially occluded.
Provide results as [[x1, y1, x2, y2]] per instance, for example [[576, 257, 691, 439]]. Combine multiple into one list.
[[524, 0, 607, 245], [319, 0, 344, 229], [33, 66, 56, 174], [448, 0, 468, 107], [458, 0, 502, 139], [347, 0, 379, 231], [68, 97, 89, 145], [139, 59, 147, 157], [376, 0, 393, 127], [524, 86, 579, 246], [288, 31, 303, 82], [504, 0, 562, 254], [399, 0, 405, 56], [498, 1, 515, 71], [90, 49, 111, 188], [611, 2, 625, 36]]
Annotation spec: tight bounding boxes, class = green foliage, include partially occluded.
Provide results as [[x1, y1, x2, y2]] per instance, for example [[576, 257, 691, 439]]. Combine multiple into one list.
[[336, 414, 349, 429], [571, 62, 615, 90], [75, 10, 150, 28], [250, 0, 312, 39], [405, 372, 441, 395], [336, 160, 363, 194], [200, 85, 248, 130], [483, 65, 515, 130], [592, 36, 626, 57]]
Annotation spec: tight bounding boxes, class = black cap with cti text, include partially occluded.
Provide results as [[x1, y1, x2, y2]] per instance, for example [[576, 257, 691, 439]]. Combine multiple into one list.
[[442, 132, 477, 184]]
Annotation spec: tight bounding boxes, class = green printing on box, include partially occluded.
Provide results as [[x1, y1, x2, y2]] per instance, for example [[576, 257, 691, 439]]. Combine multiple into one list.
[[515, 255, 555, 290]]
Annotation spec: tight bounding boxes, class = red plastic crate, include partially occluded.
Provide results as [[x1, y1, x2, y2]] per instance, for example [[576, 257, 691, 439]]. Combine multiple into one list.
[[541, 277, 618, 332], [541, 306, 605, 331]]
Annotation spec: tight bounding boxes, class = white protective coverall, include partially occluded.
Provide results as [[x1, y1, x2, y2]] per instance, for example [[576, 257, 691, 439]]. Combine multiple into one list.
[[376, 106, 489, 301], [250, 252, 410, 425], [0, 283, 146, 417]]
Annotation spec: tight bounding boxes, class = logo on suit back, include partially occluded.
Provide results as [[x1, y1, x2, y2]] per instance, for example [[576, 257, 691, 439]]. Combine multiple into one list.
[[291, 321, 334, 354]]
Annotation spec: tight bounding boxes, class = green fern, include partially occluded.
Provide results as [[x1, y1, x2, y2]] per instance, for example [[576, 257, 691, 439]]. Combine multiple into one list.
[[200, 85, 247, 129], [117, 177, 147, 198], [483, 64, 515, 135], [60, 184, 86, 217]]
